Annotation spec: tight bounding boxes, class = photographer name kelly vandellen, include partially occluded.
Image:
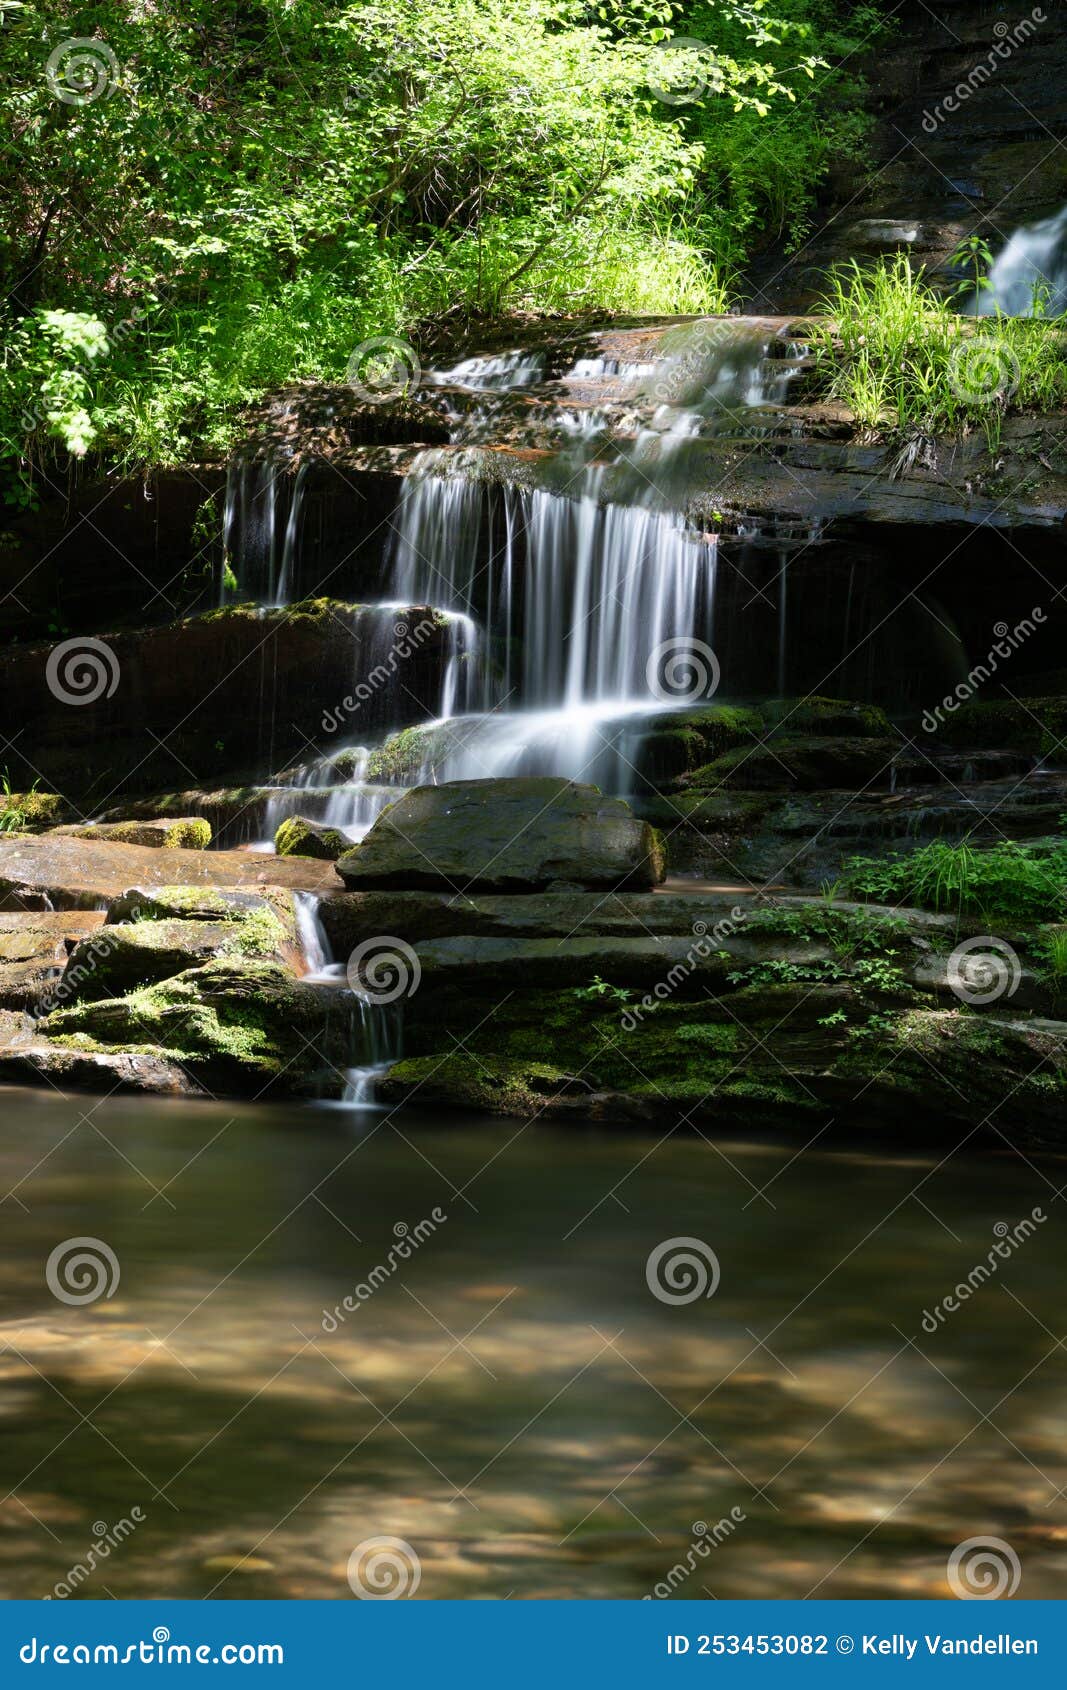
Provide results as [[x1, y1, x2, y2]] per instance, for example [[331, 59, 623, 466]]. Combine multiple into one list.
[[862, 1635, 1038, 1659]]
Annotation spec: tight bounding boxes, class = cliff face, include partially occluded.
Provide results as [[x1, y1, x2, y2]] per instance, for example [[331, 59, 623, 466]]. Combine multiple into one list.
[[748, 0, 1067, 309]]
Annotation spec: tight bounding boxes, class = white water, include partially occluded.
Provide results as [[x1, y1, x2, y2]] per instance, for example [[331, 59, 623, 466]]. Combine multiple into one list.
[[236, 320, 803, 1097], [977, 204, 1067, 316]]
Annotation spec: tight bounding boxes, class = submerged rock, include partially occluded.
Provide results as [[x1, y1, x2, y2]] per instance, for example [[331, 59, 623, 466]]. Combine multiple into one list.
[[335, 777, 665, 893]]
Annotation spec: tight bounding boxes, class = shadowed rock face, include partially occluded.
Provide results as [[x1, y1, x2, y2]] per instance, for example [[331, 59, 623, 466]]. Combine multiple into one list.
[[334, 777, 666, 894], [0, 599, 453, 801]]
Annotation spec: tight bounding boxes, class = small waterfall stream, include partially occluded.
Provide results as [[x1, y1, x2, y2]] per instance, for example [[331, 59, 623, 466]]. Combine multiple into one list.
[[978, 204, 1067, 316]]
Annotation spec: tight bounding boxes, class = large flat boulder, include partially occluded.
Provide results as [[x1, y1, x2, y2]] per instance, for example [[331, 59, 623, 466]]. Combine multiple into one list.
[[0, 834, 336, 910], [334, 778, 665, 893]]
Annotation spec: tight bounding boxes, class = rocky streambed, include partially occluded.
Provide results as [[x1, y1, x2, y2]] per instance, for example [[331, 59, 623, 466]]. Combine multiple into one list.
[[0, 759, 1064, 1150]]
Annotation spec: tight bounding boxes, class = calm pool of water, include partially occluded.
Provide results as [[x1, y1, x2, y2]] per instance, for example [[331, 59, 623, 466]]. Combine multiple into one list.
[[0, 1088, 1063, 1599]]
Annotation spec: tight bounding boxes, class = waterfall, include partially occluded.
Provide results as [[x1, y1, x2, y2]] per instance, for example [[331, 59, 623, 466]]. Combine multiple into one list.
[[977, 204, 1067, 316], [293, 891, 330, 976], [342, 1001, 402, 1108], [223, 457, 308, 606]]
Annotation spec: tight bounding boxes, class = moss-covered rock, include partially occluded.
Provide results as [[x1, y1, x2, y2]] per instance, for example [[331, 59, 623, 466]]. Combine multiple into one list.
[[58, 908, 292, 1001], [58, 818, 213, 849], [274, 816, 350, 859], [936, 696, 1067, 756], [0, 791, 68, 831], [690, 736, 899, 791], [40, 958, 346, 1093]]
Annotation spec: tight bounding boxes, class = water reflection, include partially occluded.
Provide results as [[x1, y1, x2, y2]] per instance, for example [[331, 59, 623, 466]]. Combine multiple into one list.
[[0, 1089, 1064, 1599]]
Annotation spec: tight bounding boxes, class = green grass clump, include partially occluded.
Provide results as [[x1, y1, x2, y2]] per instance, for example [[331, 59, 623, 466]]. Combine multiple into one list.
[[842, 838, 1067, 923], [815, 255, 1067, 449]]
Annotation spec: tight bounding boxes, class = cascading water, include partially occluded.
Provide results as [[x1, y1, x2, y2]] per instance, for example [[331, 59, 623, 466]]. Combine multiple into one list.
[[975, 204, 1067, 316], [252, 319, 805, 838], [222, 456, 308, 608], [239, 318, 806, 1100]]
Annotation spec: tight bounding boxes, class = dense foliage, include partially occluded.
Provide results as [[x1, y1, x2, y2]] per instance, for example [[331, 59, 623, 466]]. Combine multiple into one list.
[[0, 0, 884, 487]]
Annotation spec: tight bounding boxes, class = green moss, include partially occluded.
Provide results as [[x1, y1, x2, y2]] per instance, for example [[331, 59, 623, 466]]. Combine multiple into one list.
[[0, 790, 66, 830], [937, 697, 1067, 756], [274, 815, 349, 859]]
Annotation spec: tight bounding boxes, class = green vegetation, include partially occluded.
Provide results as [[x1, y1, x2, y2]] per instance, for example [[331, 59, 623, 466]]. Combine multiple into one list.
[[816, 255, 1067, 448], [1, 0, 887, 493], [843, 838, 1067, 924]]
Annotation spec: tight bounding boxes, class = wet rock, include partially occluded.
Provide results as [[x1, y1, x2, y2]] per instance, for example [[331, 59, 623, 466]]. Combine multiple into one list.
[[0, 599, 453, 801], [690, 736, 900, 792], [106, 884, 295, 927], [0, 834, 336, 909], [56, 818, 212, 850], [317, 889, 758, 953], [274, 816, 349, 860], [936, 696, 1067, 756], [335, 778, 665, 893], [0, 1038, 199, 1096], [38, 958, 347, 1094], [58, 909, 292, 1002], [0, 911, 107, 1011]]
